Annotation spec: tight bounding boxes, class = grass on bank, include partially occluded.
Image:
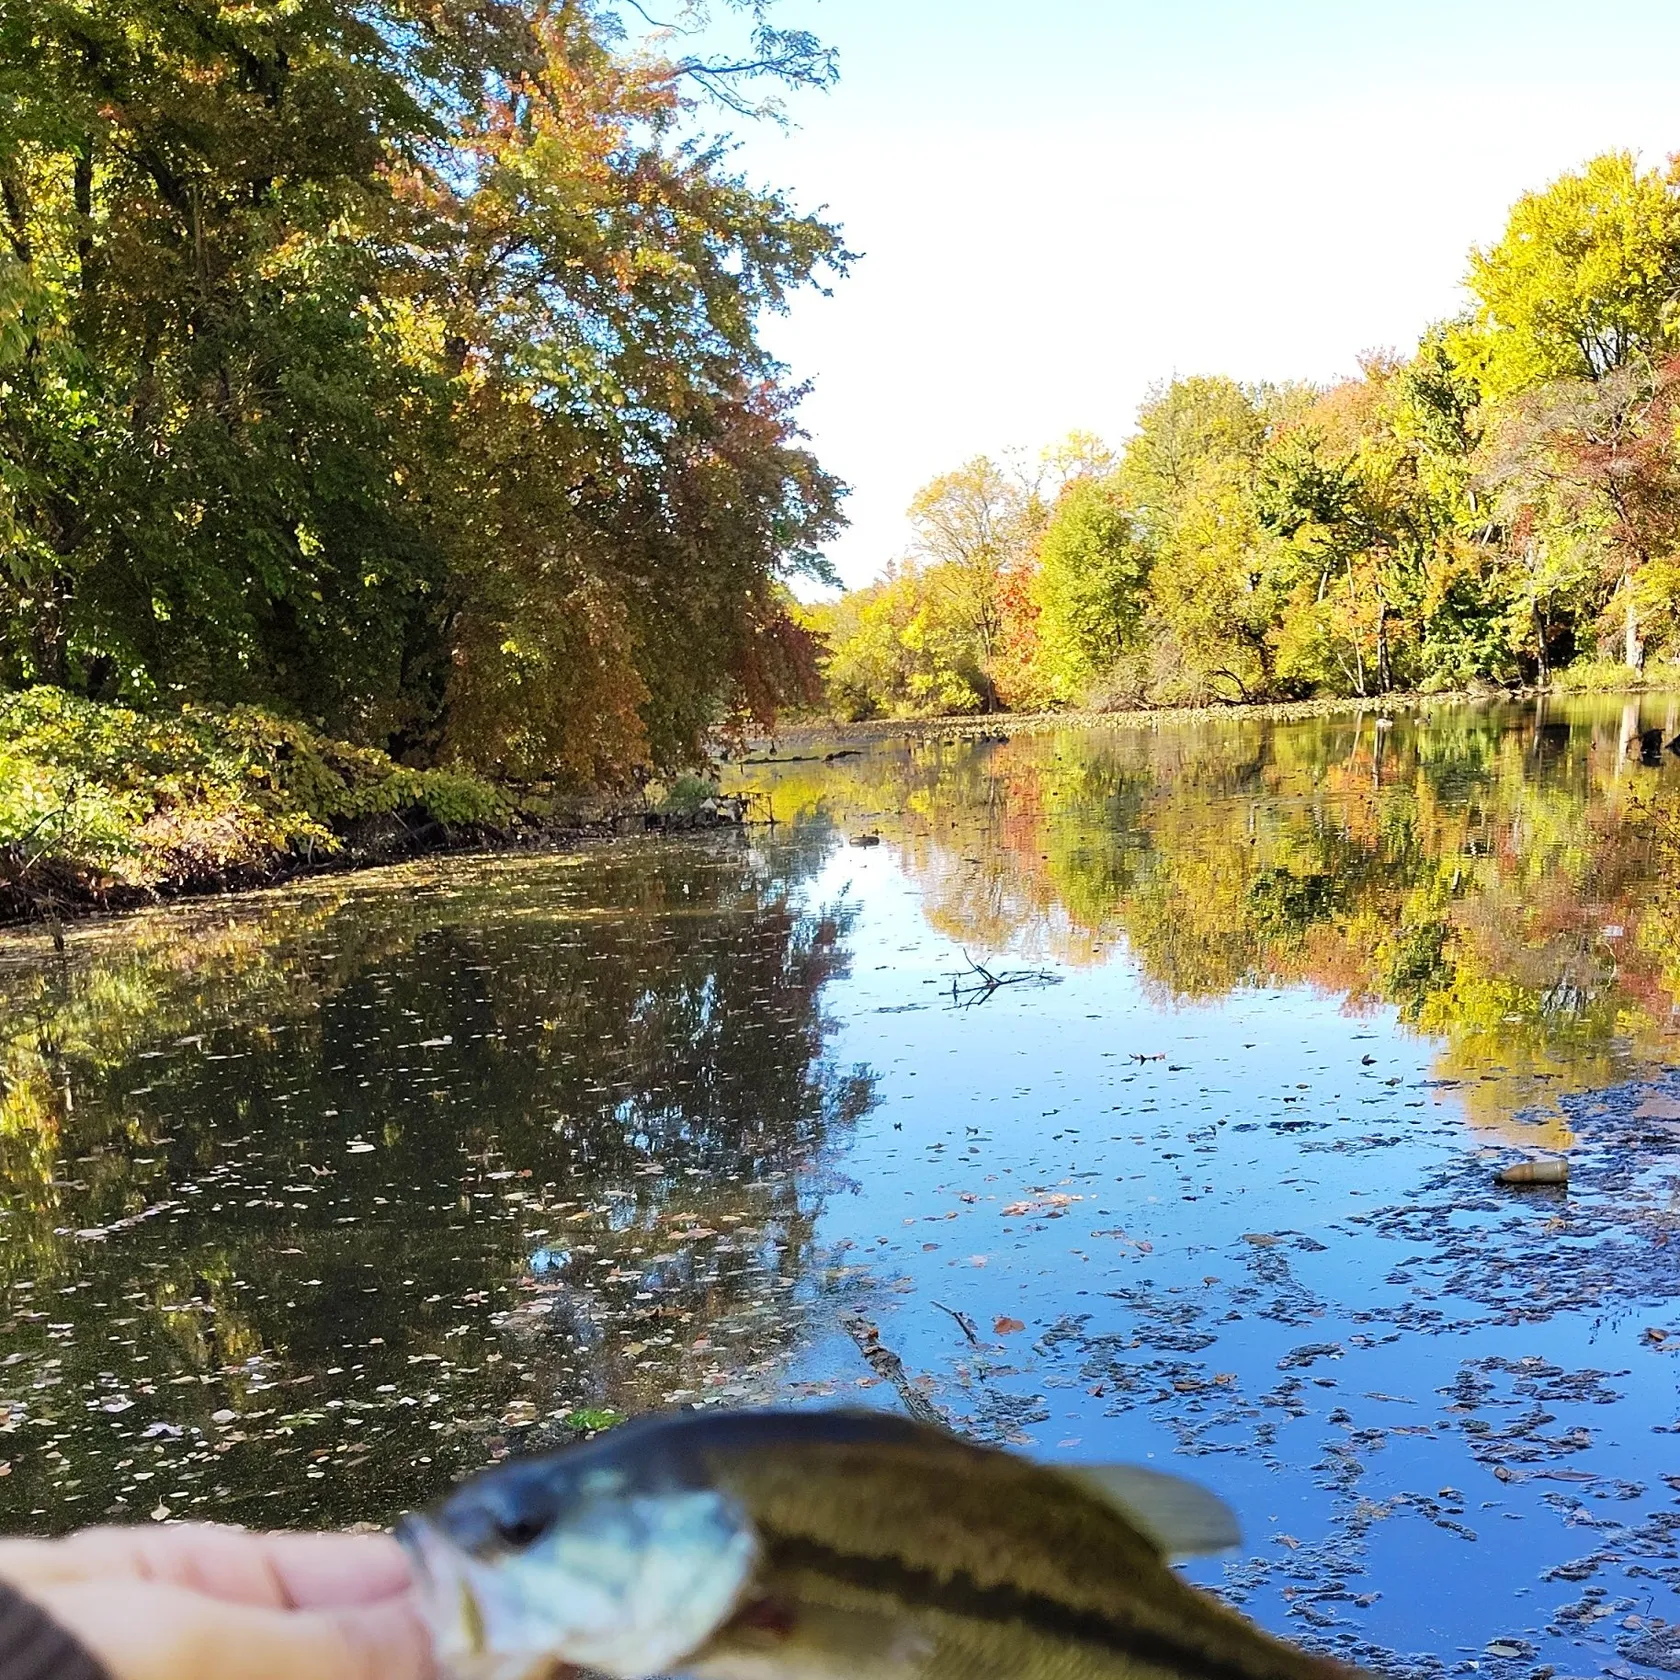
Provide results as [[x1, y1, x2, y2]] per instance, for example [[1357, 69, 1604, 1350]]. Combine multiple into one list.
[[0, 688, 513, 906]]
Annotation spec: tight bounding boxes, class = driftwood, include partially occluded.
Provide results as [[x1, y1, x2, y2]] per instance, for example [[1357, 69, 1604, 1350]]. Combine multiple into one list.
[[739, 748, 862, 765]]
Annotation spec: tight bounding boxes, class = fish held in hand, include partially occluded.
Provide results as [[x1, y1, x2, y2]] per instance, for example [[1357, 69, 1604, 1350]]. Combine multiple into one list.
[[398, 1408, 1365, 1680]]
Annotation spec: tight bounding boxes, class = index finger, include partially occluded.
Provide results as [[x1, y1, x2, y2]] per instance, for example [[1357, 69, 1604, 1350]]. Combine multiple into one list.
[[227, 1530, 416, 1609], [22, 1527, 415, 1610]]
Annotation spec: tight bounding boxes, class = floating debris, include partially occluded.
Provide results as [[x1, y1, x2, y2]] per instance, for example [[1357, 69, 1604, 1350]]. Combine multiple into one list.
[[1496, 1158, 1569, 1186]]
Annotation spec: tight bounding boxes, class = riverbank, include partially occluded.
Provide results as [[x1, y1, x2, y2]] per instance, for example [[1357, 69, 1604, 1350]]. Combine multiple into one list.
[[9, 681, 1676, 929], [745, 680, 1680, 757], [0, 689, 752, 929]]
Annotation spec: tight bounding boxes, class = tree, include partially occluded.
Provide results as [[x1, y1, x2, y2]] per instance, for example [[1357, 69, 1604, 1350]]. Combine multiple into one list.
[[1149, 450, 1284, 702], [1463, 152, 1680, 671], [1478, 360, 1680, 672], [0, 0, 846, 780], [906, 456, 1040, 707], [1467, 152, 1680, 399], [811, 562, 990, 719], [1115, 376, 1276, 536], [1120, 378, 1291, 702], [1031, 474, 1148, 702]]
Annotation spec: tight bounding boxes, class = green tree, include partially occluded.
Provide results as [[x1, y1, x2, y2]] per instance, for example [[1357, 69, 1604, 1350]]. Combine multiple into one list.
[[1467, 152, 1680, 399], [1115, 376, 1275, 536], [811, 563, 989, 719], [1464, 153, 1680, 671], [1120, 378, 1292, 702], [0, 0, 845, 780], [906, 457, 1041, 702], [1031, 475, 1148, 702]]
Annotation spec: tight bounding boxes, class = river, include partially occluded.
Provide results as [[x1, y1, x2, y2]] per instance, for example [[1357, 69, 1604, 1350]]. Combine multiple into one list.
[[2, 694, 1679, 1676]]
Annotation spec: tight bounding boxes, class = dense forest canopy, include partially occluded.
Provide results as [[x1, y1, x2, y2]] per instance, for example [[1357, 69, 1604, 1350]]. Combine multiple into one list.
[[813, 151, 1680, 720], [0, 0, 844, 781]]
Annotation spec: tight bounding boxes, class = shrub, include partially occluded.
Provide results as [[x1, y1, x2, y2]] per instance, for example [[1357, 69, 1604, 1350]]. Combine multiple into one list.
[[0, 689, 509, 893]]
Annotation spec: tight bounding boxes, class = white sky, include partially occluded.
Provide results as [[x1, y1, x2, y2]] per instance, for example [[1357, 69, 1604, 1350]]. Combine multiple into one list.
[[706, 0, 1680, 590]]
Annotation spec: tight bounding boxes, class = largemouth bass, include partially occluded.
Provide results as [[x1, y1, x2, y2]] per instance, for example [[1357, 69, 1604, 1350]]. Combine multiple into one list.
[[398, 1408, 1364, 1680]]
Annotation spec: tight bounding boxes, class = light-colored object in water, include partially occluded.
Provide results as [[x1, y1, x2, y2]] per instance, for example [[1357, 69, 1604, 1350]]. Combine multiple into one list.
[[1497, 1158, 1568, 1186], [398, 1407, 1365, 1680]]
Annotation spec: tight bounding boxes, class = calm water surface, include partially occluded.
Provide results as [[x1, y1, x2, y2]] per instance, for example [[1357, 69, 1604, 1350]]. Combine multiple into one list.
[[4, 696, 1680, 1677]]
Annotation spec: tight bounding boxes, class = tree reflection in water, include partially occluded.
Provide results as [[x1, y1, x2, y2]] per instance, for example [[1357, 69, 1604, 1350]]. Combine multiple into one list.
[[735, 695, 1680, 1140], [0, 832, 876, 1530]]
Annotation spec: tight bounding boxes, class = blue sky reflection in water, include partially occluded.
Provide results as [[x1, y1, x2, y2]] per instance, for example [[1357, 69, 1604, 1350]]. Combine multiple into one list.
[[3, 697, 1680, 1675]]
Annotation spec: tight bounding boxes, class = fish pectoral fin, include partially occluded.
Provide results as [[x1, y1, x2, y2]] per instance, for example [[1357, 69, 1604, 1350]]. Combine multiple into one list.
[[1058, 1464, 1242, 1558]]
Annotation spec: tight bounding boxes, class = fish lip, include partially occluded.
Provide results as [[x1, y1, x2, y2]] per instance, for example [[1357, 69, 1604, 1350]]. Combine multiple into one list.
[[394, 1513, 434, 1585], [394, 1512, 446, 1598], [397, 1511, 491, 1667]]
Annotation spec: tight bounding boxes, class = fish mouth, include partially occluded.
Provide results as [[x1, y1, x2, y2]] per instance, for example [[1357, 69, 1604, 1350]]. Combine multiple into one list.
[[398, 1513, 553, 1680], [394, 1513, 454, 1615], [396, 1514, 480, 1652], [394, 1513, 440, 1595]]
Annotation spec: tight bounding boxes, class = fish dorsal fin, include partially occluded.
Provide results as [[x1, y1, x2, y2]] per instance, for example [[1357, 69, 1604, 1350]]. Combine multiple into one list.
[[1059, 1464, 1242, 1558]]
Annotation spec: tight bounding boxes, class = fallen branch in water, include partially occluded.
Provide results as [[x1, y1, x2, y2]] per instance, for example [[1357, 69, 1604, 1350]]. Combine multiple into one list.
[[945, 950, 1061, 1008], [840, 1311, 951, 1429], [931, 1300, 980, 1345]]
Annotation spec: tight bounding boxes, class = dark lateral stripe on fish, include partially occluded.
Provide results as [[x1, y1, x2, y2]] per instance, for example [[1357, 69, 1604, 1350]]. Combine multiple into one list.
[[759, 1529, 1305, 1680]]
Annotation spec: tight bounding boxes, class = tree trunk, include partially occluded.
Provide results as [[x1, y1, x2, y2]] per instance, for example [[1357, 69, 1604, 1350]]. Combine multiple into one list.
[[73, 138, 93, 286], [1623, 580, 1644, 671], [31, 571, 72, 687], [1345, 557, 1366, 697]]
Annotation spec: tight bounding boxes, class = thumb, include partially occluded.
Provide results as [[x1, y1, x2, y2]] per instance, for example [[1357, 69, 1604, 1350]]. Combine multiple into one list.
[[25, 1581, 434, 1680]]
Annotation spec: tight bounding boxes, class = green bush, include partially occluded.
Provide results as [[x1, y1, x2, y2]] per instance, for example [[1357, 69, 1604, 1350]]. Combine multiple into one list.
[[0, 689, 509, 891], [1552, 658, 1680, 693], [656, 774, 722, 816]]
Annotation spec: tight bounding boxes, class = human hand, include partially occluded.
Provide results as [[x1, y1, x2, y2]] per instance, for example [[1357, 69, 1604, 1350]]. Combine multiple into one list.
[[0, 1524, 433, 1680]]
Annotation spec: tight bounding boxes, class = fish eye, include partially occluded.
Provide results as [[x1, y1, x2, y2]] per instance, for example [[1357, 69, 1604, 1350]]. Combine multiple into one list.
[[494, 1512, 550, 1549]]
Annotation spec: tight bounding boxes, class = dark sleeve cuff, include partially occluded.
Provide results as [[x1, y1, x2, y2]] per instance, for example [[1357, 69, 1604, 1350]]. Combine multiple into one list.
[[0, 1580, 109, 1680]]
